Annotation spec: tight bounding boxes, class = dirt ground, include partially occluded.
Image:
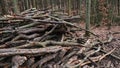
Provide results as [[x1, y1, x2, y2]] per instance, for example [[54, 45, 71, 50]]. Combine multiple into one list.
[[94, 26, 120, 68], [80, 25, 120, 68]]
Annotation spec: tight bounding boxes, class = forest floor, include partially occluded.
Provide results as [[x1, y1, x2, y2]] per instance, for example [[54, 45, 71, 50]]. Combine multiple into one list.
[[93, 26, 120, 68], [79, 23, 120, 68], [0, 9, 119, 67]]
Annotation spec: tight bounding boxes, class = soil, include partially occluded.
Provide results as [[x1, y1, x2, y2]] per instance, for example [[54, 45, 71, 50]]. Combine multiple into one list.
[[79, 24, 120, 68]]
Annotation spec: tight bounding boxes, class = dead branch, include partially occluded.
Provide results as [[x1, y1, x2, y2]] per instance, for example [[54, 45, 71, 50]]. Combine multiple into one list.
[[0, 40, 27, 48], [99, 48, 116, 61], [66, 46, 101, 68], [0, 46, 62, 57], [95, 48, 120, 61], [31, 54, 57, 68], [38, 24, 58, 42], [48, 15, 99, 37], [13, 41, 87, 48]]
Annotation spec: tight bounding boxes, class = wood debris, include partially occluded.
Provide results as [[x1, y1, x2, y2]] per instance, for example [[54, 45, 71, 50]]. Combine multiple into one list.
[[0, 8, 119, 68]]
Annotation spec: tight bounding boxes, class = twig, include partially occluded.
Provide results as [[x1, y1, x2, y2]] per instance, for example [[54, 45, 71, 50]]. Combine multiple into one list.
[[99, 48, 116, 61], [95, 48, 120, 61], [80, 55, 102, 66], [112, 32, 120, 34]]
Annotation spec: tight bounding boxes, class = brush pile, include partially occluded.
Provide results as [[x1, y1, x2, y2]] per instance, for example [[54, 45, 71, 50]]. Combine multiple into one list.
[[0, 8, 118, 68]]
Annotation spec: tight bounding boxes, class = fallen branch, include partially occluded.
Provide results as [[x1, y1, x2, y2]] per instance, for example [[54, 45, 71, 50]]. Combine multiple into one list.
[[99, 48, 116, 61], [38, 24, 58, 42], [0, 46, 62, 57], [31, 54, 57, 68], [11, 34, 39, 41], [57, 48, 79, 65], [13, 41, 87, 48], [67, 46, 101, 68], [0, 40, 27, 48], [48, 15, 99, 37], [97, 48, 120, 61]]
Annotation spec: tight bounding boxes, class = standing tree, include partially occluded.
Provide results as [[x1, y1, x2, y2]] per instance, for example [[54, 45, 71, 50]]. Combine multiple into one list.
[[0, 0, 7, 15], [68, 0, 71, 16], [85, 0, 91, 37], [118, 0, 120, 15], [13, 0, 19, 14]]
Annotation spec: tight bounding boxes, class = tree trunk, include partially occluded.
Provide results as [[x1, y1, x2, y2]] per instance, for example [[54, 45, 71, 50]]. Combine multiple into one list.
[[13, 0, 20, 14], [85, 0, 91, 37], [0, 0, 7, 15]]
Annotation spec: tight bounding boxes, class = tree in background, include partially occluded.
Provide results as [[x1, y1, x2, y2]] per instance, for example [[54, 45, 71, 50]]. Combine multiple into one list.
[[85, 0, 91, 37], [0, 0, 7, 15], [13, 0, 20, 14]]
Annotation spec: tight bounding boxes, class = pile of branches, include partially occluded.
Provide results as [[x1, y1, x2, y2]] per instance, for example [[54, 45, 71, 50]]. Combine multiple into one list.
[[0, 8, 119, 68]]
